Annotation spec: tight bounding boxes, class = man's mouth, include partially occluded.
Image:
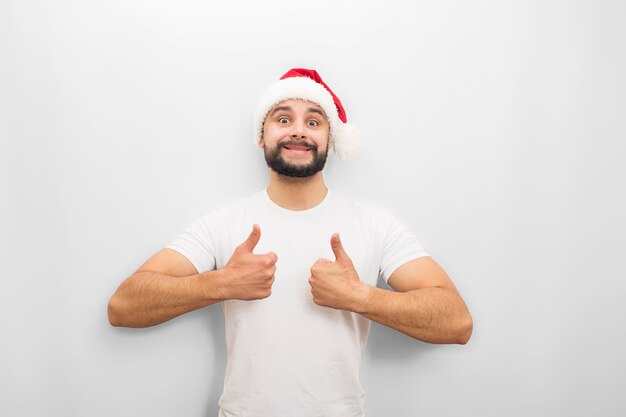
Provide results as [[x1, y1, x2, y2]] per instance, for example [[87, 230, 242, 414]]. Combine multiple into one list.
[[283, 145, 314, 157], [283, 145, 313, 152]]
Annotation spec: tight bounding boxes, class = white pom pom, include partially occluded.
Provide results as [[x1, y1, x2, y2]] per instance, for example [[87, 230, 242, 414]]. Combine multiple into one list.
[[332, 123, 364, 160]]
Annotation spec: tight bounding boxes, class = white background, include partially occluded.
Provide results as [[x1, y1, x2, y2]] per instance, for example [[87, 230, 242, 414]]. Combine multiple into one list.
[[1, 1, 625, 416]]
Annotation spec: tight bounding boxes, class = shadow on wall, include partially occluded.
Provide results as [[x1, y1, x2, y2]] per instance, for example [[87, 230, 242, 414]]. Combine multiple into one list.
[[203, 306, 226, 417], [108, 305, 226, 416]]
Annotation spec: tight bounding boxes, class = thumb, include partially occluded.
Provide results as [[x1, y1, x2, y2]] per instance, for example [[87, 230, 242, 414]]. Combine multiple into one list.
[[331, 233, 351, 264], [241, 224, 261, 253]]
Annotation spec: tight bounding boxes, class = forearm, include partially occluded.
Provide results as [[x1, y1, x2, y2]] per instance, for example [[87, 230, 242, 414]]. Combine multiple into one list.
[[107, 269, 225, 328], [355, 285, 473, 344]]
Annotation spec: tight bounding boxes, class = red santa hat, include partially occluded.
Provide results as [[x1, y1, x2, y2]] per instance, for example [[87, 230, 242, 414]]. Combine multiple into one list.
[[253, 68, 363, 160]]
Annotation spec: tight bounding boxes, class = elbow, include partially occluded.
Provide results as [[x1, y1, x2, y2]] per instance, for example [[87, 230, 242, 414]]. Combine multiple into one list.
[[107, 295, 126, 327], [455, 313, 473, 345]]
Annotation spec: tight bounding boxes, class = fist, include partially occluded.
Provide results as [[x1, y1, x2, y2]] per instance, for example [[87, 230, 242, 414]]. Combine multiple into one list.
[[222, 224, 278, 300], [308, 233, 368, 311]]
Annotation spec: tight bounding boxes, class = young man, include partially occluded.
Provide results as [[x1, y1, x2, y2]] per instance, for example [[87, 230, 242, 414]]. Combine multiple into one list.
[[108, 68, 473, 417]]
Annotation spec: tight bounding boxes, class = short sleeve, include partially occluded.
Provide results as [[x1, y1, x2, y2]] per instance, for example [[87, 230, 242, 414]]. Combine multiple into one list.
[[165, 212, 218, 274], [378, 208, 429, 284]]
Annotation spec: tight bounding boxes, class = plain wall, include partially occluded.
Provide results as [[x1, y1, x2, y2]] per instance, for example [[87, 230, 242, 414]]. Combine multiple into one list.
[[1, 1, 625, 416]]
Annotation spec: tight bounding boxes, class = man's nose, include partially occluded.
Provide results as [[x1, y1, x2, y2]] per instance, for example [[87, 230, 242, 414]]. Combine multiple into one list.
[[290, 120, 307, 139]]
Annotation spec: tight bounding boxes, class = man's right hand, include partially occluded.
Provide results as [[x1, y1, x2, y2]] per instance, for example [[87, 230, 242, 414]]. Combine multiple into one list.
[[220, 224, 277, 300]]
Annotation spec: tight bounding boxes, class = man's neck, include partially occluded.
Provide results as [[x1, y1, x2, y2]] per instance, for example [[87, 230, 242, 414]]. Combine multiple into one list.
[[266, 171, 328, 211]]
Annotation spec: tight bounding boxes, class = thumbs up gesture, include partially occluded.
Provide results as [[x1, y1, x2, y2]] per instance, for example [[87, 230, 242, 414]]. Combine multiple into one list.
[[308, 233, 370, 312], [221, 224, 278, 301]]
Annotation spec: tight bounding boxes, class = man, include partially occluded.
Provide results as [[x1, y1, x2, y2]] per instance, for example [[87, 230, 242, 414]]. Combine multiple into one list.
[[108, 68, 473, 417]]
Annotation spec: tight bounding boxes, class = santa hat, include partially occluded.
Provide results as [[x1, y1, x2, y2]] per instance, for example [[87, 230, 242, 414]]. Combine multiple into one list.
[[253, 68, 363, 160]]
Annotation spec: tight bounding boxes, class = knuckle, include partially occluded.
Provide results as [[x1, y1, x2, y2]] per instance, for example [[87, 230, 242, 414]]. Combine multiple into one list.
[[311, 264, 321, 274]]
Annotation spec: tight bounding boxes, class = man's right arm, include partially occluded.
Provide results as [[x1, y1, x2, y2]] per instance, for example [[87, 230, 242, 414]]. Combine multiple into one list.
[[107, 248, 226, 328], [107, 224, 277, 328]]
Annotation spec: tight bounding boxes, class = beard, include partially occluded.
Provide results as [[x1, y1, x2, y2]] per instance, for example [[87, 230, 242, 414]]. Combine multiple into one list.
[[263, 141, 329, 178]]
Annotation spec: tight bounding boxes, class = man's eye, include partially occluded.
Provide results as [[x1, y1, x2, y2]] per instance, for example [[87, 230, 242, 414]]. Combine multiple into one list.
[[308, 120, 319, 126], [278, 117, 289, 123]]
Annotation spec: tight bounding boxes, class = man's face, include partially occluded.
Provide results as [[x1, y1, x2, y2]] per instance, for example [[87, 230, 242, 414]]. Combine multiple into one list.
[[260, 99, 330, 178]]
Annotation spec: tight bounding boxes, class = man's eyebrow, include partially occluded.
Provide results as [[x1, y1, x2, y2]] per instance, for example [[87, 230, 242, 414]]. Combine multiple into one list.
[[269, 106, 325, 117], [270, 106, 291, 116], [307, 108, 325, 117]]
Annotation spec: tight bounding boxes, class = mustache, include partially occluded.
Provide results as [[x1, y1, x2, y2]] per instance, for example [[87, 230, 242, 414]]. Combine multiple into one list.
[[280, 141, 317, 150]]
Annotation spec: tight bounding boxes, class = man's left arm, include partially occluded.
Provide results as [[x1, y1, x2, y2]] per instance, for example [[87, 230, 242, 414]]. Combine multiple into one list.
[[309, 234, 473, 344]]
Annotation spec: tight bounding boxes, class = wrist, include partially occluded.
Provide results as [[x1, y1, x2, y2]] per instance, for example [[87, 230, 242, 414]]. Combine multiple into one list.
[[351, 282, 373, 314], [198, 269, 227, 302]]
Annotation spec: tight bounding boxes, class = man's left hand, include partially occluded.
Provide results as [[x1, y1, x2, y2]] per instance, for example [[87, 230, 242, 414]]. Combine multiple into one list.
[[308, 233, 370, 312]]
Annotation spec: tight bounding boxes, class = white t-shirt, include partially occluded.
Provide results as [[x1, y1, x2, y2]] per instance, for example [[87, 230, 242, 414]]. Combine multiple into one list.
[[166, 188, 428, 417]]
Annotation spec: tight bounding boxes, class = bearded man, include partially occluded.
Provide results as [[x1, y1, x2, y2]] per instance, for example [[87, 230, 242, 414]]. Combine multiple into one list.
[[108, 68, 473, 417]]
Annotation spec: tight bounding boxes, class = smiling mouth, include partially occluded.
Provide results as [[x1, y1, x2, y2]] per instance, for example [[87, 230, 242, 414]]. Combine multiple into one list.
[[284, 146, 311, 151]]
